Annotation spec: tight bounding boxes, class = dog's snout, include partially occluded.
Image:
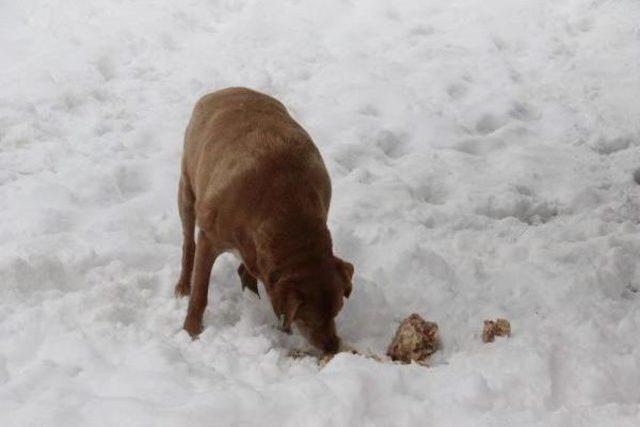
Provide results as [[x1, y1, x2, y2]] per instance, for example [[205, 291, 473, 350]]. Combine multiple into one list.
[[322, 334, 340, 354]]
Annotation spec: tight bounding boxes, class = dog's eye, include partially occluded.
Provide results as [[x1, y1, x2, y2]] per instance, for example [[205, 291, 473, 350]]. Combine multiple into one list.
[[295, 302, 306, 315], [268, 271, 280, 285]]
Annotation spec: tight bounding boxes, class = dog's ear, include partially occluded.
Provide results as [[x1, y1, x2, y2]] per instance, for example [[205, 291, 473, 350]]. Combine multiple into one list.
[[335, 257, 354, 298], [276, 290, 302, 334]]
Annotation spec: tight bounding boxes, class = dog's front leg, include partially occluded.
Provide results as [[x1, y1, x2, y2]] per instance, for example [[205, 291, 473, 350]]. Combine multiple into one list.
[[183, 230, 218, 338]]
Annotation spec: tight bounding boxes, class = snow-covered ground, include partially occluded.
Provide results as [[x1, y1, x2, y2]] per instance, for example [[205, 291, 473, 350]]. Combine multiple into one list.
[[2, 0, 640, 425]]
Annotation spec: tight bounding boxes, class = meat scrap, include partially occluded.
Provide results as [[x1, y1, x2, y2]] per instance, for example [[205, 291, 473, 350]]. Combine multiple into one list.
[[482, 318, 511, 343], [386, 313, 440, 364]]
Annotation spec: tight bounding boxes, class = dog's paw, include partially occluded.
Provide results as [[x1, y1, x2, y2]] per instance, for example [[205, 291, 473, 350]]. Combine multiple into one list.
[[183, 317, 203, 339]]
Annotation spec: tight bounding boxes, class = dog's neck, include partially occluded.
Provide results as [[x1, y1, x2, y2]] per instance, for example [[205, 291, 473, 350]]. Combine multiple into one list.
[[254, 215, 333, 285]]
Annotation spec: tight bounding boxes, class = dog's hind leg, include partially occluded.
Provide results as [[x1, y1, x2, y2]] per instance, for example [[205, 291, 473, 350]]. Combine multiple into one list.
[[174, 175, 196, 297]]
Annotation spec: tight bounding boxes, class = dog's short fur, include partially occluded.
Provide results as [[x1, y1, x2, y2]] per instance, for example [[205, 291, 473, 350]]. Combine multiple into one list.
[[175, 87, 354, 353]]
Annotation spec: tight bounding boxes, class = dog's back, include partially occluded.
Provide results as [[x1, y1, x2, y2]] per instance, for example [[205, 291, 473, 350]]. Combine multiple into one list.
[[182, 87, 331, 246]]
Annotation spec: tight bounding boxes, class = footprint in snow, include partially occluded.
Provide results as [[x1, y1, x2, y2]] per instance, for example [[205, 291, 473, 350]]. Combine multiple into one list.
[[475, 113, 505, 135], [589, 135, 637, 155], [114, 164, 150, 200], [447, 83, 468, 100], [375, 129, 408, 159]]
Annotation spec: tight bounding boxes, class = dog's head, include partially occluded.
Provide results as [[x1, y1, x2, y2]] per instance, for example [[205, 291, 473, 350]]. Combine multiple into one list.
[[270, 256, 354, 354]]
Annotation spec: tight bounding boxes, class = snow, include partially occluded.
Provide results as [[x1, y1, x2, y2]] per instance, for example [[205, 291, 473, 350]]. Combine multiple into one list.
[[1, 0, 640, 425]]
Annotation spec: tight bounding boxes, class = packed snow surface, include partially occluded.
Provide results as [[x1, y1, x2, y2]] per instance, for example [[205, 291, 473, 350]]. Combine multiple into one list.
[[2, 0, 640, 425]]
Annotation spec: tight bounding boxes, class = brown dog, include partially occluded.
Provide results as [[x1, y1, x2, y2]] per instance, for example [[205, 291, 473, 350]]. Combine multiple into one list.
[[175, 87, 354, 353]]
